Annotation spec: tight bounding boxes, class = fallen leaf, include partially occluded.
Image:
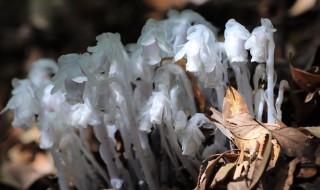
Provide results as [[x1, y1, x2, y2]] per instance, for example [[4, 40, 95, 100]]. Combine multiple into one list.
[[209, 162, 236, 188], [271, 127, 317, 159], [196, 154, 226, 190], [268, 139, 281, 170], [248, 134, 272, 190], [222, 86, 269, 140], [296, 167, 317, 178], [284, 158, 300, 190], [302, 126, 320, 138], [206, 87, 282, 189], [290, 65, 320, 92], [227, 180, 248, 190]]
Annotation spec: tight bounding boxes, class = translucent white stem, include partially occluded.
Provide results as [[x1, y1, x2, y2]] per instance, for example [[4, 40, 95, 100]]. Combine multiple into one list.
[[92, 118, 123, 189], [215, 84, 225, 111], [266, 42, 276, 123], [276, 80, 289, 121], [51, 149, 70, 190], [254, 89, 265, 122], [232, 63, 254, 115]]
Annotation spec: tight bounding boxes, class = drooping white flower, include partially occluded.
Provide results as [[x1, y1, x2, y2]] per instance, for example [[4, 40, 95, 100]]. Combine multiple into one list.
[[177, 113, 214, 156], [245, 18, 276, 63], [88, 32, 129, 76], [245, 18, 277, 123], [1, 79, 39, 127], [138, 19, 172, 65], [139, 84, 171, 132], [174, 24, 224, 88], [149, 84, 171, 125], [163, 9, 217, 53], [224, 19, 250, 63], [51, 53, 95, 105]]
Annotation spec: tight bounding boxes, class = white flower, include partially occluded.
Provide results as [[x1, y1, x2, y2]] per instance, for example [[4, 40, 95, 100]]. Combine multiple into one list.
[[1, 79, 39, 127], [174, 24, 224, 87], [177, 113, 214, 156], [139, 84, 171, 132], [224, 19, 250, 63], [138, 19, 172, 65], [88, 32, 129, 76], [245, 18, 276, 63], [164, 9, 217, 53], [174, 24, 219, 73], [51, 53, 95, 105], [149, 85, 171, 125]]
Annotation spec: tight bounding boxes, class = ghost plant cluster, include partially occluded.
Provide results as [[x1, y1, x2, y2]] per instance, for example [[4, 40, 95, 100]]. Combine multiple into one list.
[[2, 9, 288, 190]]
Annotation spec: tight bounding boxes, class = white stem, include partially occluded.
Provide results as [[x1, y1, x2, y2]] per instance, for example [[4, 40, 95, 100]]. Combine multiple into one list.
[[276, 80, 289, 121], [232, 63, 254, 115], [110, 80, 159, 190], [266, 41, 276, 123], [254, 89, 265, 122], [215, 84, 225, 111], [92, 118, 122, 189], [50, 149, 70, 190]]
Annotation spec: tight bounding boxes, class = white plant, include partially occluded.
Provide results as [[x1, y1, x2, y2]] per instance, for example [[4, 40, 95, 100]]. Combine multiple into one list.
[[2, 10, 283, 190]]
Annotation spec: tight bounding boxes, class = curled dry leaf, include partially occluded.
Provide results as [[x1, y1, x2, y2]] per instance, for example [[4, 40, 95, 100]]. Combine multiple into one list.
[[284, 158, 300, 190], [196, 153, 239, 190], [290, 65, 320, 93]]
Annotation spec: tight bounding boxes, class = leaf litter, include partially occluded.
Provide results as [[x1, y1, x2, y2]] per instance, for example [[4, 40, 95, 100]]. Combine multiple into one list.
[[195, 86, 320, 190]]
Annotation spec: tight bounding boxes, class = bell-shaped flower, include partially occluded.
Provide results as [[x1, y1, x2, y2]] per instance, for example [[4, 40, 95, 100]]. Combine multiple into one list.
[[224, 19, 250, 63], [149, 84, 171, 125], [174, 24, 220, 73], [137, 19, 172, 65], [177, 113, 214, 156], [51, 53, 95, 105], [88, 32, 129, 76], [139, 84, 171, 132], [163, 9, 217, 53], [245, 18, 276, 63], [174, 24, 224, 88], [1, 79, 39, 127]]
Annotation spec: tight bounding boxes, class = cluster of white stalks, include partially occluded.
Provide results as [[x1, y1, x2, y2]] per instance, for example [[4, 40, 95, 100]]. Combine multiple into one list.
[[2, 9, 288, 190]]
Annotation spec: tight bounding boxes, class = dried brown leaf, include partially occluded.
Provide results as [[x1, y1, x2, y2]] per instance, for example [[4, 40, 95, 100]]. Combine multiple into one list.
[[268, 139, 281, 170], [290, 65, 320, 92], [209, 162, 236, 188], [296, 167, 317, 178], [271, 127, 318, 159], [196, 154, 225, 190], [302, 126, 320, 138], [222, 86, 269, 140], [227, 180, 248, 190], [284, 158, 300, 190]]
